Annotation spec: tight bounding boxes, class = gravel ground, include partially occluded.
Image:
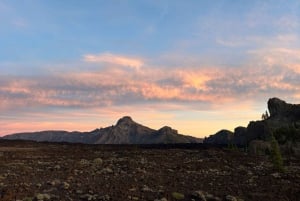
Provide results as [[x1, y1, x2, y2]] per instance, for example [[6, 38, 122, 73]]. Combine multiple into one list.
[[0, 140, 299, 201]]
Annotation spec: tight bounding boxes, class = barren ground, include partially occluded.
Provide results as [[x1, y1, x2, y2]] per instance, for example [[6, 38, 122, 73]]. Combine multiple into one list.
[[0, 140, 299, 201]]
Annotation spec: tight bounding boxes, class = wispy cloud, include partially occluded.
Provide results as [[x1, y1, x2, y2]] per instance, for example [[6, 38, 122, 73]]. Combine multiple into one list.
[[12, 18, 28, 28], [1, 48, 300, 136], [83, 53, 144, 70], [1, 55, 299, 113], [249, 47, 300, 73], [0, 1, 9, 11], [216, 38, 246, 47], [276, 15, 299, 30]]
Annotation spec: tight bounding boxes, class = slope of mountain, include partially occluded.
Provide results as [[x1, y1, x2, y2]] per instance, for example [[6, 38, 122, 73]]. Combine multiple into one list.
[[2, 116, 202, 144]]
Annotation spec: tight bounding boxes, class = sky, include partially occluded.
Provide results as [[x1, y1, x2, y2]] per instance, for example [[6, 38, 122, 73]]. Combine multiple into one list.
[[1, 0, 300, 137]]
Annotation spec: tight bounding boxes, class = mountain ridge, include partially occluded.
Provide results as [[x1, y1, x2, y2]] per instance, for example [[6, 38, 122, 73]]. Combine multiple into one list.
[[2, 116, 202, 144]]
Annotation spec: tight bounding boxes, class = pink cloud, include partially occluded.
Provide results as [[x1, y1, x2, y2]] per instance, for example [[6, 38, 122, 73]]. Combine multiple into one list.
[[1, 58, 299, 113], [83, 53, 144, 69], [249, 48, 300, 73], [2, 47, 300, 137]]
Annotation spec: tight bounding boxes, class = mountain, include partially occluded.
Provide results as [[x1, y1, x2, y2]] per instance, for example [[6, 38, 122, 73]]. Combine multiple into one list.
[[203, 130, 233, 145], [204, 97, 300, 147], [2, 116, 202, 144]]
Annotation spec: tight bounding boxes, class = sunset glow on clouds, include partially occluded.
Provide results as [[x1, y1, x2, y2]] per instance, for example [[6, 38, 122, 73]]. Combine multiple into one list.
[[1, 0, 300, 137], [84, 53, 144, 70]]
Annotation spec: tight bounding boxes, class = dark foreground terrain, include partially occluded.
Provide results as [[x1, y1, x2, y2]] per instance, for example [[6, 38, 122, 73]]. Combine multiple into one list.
[[0, 140, 299, 201]]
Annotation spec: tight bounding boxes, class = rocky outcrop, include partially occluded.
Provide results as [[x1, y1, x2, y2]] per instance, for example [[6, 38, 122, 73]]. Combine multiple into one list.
[[205, 98, 300, 147], [245, 98, 300, 144], [232, 126, 247, 146], [245, 121, 272, 142], [268, 97, 300, 121], [3, 116, 202, 144], [203, 130, 233, 145], [204, 127, 247, 146]]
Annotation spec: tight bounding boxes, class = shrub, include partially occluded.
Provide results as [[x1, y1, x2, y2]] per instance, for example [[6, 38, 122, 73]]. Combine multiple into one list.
[[270, 135, 284, 172]]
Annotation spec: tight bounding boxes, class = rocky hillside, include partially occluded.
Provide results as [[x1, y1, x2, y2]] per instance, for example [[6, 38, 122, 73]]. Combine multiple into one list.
[[3, 116, 202, 144], [204, 97, 300, 150]]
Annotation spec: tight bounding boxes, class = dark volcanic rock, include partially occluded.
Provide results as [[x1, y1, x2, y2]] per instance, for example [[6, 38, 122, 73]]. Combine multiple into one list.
[[245, 98, 300, 144], [206, 98, 300, 146], [204, 130, 233, 145], [246, 121, 272, 142], [268, 97, 300, 120], [3, 116, 202, 144], [0, 140, 299, 201], [232, 126, 247, 146]]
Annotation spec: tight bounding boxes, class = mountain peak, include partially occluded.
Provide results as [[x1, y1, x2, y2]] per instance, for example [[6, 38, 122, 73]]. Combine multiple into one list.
[[158, 126, 178, 135], [3, 115, 202, 144], [116, 116, 135, 126]]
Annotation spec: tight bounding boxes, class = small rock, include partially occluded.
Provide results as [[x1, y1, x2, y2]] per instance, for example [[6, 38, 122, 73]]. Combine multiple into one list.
[[0, 175, 6, 180], [76, 190, 83, 194], [154, 198, 168, 201], [142, 185, 152, 192], [35, 193, 51, 201], [67, 176, 74, 182], [79, 159, 90, 167], [63, 182, 70, 190], [102, 167, 113, 174], [23, 197, 33, 201], [99, 194, 110, 201], [171, 192, 185, 200], [247, 171, 253, 175], [205, 194, 215, 200], [54, 165, 61, 170], [47, 179, 61, 186], [137, 167, 147, 174], [192, 191, 206, 201], [129, 187, 136, 191], [93, 158, 103, 166], [80, 194, 97, 201], [224, 195, 238, 201], [271, 172, 281, 179]]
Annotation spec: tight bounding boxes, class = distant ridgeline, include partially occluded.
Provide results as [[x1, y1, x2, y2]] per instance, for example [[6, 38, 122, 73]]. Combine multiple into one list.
[[2, 116, 202, 144], [204, 97, 300, 155]]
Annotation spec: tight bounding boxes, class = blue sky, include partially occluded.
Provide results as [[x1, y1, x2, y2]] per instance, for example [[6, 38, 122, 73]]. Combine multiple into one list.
[[1, 0, 300, 137]]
